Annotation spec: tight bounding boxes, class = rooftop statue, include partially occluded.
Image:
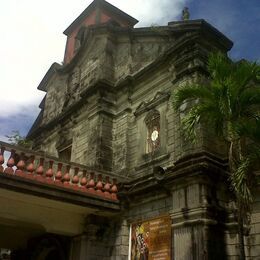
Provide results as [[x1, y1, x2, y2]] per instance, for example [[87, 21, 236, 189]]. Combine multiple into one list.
[[182, 7, 190, 20]]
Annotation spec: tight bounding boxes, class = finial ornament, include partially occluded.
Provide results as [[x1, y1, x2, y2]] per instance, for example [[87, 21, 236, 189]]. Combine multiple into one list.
[[182, 7, 190, 21]]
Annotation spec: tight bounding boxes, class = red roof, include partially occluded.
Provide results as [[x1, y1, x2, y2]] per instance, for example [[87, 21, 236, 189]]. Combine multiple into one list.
[[63, 0, 138, 36]]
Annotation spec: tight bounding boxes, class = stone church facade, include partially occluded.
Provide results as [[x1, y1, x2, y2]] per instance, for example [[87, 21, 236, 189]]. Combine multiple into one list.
[[4, 0, 258, 259]]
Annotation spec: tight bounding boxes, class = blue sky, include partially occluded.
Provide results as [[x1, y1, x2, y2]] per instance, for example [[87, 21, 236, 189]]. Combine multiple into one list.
[[0, 0, 259, 141], [186, 0, 260, 61]]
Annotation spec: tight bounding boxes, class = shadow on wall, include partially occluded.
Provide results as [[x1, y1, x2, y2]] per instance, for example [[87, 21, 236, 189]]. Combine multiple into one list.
[[207, 224, 227, 260]]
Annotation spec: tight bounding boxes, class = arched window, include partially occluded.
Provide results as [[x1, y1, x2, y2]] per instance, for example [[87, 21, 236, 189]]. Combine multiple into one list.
[[145, 110, 160, 153]]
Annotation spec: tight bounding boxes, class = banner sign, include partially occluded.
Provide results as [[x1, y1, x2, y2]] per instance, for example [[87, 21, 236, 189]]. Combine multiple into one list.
[[130, 215, 171, 260]]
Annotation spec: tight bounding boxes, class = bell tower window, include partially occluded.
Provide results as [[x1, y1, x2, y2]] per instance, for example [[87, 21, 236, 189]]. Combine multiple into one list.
[[74, 26, 87, 53], [145, 110, 160, 153]]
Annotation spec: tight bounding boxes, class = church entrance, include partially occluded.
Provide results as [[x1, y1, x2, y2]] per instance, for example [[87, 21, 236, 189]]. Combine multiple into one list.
[[29, 235, 68, 260]]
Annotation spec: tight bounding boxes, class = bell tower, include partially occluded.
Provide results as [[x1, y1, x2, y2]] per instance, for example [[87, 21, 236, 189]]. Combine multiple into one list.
[[63, 0, 138, 64]]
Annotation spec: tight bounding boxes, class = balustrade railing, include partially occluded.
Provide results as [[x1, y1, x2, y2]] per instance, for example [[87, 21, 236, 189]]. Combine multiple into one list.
[[0, 141, 118, 201]]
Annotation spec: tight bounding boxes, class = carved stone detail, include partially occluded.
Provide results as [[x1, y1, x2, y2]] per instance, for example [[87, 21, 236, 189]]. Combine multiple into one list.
[[134, 91, 170, 116]]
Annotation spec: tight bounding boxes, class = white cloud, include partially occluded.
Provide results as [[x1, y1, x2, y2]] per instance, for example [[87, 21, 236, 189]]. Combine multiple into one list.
[[0, 0, 187, 119], [108, 0, 186, 26]]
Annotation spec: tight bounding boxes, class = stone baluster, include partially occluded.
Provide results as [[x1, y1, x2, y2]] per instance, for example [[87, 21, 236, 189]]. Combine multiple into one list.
[[54, 162, 63, 184], [0, 147, 4, 173], [87, 172, 95, 193], [111, 178, 118, 200], [63, 165, 71, 186], [36, 158, 44, 181], [26, 156, 35, 178], [45, 160, 54, 183], [72, 167, 79, 189], [4, 149, 15, 174], [15, 152, 26, 177], [104, 176, 111, 198], [96, 174, 103, 194], [80, 170, 88, 191]]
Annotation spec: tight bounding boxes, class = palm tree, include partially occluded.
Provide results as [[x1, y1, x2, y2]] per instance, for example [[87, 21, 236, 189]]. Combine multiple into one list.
[[172, 52, 260, 260]]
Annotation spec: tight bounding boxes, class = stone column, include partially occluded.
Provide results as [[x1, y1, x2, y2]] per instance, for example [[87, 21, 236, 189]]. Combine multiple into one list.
[[69, 223, 99, 260], [170, 183, 218, 260], [111, 219, 130, 259]]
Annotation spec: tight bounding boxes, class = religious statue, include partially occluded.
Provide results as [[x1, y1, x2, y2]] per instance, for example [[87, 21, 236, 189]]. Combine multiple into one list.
[[182, 7, 190, 21]]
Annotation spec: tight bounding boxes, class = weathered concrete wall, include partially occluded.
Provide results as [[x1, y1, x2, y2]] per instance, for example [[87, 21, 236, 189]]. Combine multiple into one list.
[[171, 180, 227, 259], [118, 174, 229, 260], [41, 74, 67, 125], [27, 19, 257, 260], [32, 25, 229, 176], [113, 64, 216, 179], [219, 184, 260, 259], [32, 29, 174, 168], [69, 217, 129, 260], [247, 191, 260, 259]]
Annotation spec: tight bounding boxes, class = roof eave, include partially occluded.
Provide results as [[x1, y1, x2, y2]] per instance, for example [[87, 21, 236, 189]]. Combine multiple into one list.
[[63, 0, 138, 36], [37, 62, 62, 92], [168, 19, 233, 51]]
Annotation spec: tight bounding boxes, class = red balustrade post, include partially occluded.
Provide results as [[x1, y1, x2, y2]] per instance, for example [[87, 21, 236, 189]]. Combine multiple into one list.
[[87, 172, 96, 193], [80, 170, 88, 191], [26, 156, 35, 178], [96, 174, 103, 195], [54, 163, 63, 184], [111, 178, 118, 200], [72, 167, 79, 190], [36, 158, 44, 181], [63, 165, 71, 186], [0, 147, 5, 173], [45, 160, 54, 183], [104, 176, 111, 198], [15, 152, 26, 177], [4, 149, 15, 174]]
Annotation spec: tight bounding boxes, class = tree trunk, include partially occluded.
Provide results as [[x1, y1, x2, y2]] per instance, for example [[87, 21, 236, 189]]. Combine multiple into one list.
[[229, 140, 246, 259]]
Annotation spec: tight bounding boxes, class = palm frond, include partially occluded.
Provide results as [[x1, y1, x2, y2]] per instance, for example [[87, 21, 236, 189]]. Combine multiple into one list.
[[207, 52, 232, 82], [239, 88, 260, 116], [232, 61, 260, 92], [180, 101, 226, 141], [235, 117, 260, 142], [172, 84, 213, 110], [181, 107, 200, 142], [230, 158, 253, 209]]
